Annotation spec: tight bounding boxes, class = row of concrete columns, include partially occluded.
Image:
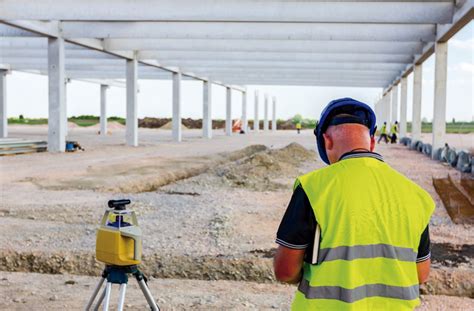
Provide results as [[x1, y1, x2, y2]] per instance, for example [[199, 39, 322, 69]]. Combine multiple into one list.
[[253, 91, 277, 132], [0, 38, 279, 151], [375, 41, 448, 157]]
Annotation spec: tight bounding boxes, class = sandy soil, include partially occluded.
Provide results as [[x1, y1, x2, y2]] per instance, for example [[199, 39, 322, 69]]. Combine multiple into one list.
[[0, 271, 473, 311], [1, 127, 473, 309]]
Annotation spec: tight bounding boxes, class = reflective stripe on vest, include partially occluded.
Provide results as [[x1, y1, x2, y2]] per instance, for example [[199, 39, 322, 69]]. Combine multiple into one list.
[[318, 243, 417, 263], [292, 154, 435, 311], [298, 279, 420, 303]]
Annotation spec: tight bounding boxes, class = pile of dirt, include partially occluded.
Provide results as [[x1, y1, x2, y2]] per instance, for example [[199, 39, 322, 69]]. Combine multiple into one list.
[[215, 143, 315, 191], [138, 117, 226, 129], [159, 121, 189, 130], [139, 117, 170, 128]]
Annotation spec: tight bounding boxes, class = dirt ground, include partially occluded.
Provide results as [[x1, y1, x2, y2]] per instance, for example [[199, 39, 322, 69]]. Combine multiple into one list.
[[0, 126, 473, 309]]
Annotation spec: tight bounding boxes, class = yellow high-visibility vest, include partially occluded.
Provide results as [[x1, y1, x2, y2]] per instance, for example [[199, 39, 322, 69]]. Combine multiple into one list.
[[391, 124, 398, 135], [380, 124, 387, 134], [296, 123, 302, 129], [292, 154, 434, 310]]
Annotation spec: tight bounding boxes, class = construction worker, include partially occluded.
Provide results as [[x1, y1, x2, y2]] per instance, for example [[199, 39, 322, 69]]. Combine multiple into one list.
[[274, 98, 434, 310], [391, 121, 399, 144], [296, 122, 302, 134], [378, 121, 389, 144]]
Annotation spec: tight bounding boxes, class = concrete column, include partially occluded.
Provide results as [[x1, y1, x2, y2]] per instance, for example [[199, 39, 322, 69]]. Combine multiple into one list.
[[126, 58, 138, 146], [272, 96, 277, 132], [64, 79, 69, 137], [386, 90, 392, 124], [225, 87, 232, 136], [172, 71, 182, 142], [412, 64, 423, 142], [0, 70, 7, 138], [100, 84, 108, 136], [202, 80, 212, 139], [264, 94, 269, 131], [375, 99, 382, 129], [241, 91, 248, 133], [432, 41, 448, 156], [254, 91, 259, 132], [399, 77, 408, 138], [47, 37, 66, 152], [391, 83, 399, 125]]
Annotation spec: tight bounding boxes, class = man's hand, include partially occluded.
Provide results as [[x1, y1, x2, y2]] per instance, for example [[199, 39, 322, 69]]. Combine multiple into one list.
[[417, 259, 431, 284], [273, 245, 305, 284]]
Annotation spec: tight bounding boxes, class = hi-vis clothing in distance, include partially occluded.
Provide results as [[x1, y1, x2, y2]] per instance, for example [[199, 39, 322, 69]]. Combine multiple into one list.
[[292, 154, 435, 310], [391, 124, 398, 135]]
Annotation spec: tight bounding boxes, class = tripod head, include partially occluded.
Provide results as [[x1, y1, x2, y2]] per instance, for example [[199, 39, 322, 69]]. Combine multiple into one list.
[[108, 199, 131, 210]]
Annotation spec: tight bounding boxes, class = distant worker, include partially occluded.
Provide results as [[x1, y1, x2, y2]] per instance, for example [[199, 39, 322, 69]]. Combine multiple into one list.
[[274, 98, 434, 310], [377, 121, 389, 144], [391, 121, 399, 144], [296, 122, 302, 134]]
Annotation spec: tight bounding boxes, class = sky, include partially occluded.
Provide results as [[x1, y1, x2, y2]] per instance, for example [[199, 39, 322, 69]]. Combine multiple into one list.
[[5, 22, 473, 122]]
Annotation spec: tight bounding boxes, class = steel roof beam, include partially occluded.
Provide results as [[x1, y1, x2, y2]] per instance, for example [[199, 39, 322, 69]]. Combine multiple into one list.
[[104, 39, 425, 55], [158, 61, 406, 71], [137, 51, 414, 64], [0, 0, 453, 24], [61, 22, 436, 42]]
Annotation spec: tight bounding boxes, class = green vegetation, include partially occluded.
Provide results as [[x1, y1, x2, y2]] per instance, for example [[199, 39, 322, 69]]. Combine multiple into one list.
[[406, 121, 474, 134], [8, 115, 126, 127], [291, 114, 317, 128], [7, 115, 474, 133], [8, 117, 48, 125]]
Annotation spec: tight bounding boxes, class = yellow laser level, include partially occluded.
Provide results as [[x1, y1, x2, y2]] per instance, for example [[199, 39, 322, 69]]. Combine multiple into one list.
[[86, 199, 160, 311], [96, 199, 142, 266]]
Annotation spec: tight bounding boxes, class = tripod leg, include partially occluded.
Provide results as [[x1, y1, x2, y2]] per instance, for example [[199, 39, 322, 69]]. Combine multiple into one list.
[[93, 287, 107, 311], [117, 284, 127, 311], [102, 282, 112, 311], [137, 278, 160, 311], [85, 277, 106, 310]]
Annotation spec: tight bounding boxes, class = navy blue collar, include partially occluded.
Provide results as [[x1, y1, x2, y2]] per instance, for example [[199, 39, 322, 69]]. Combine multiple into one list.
[[338, 150, 384, 162]]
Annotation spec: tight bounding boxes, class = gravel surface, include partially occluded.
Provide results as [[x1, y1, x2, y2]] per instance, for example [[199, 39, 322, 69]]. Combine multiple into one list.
[[1, 128, 473, 307], [0, 271, 472, 311]]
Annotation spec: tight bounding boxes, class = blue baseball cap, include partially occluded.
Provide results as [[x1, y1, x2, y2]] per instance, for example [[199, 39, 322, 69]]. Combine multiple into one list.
[[315, 98, 377, 164]]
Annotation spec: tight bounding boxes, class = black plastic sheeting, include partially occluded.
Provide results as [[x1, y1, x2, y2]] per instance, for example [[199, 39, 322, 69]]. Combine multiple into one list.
[[399, 137, 472, 174]]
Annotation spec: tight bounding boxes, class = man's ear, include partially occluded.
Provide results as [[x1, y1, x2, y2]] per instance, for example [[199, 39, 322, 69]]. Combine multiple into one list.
[[370, 136, 376, 152], [323, 133, 333, 151]]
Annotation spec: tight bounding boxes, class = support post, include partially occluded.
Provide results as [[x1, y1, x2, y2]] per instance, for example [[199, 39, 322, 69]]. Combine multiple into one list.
[[432, 41, 448, 157], [264, 94, 269, 131], [399, 77, 408, 138], [272, 96, 277, 132], [375, 99, 382, 129], [202, 80, 212, 139], [412, 64, 422, 142], [226, 87, 232, 136], [47, 37, 66, 152], [241, 91, 248, 133], [254, 91, 259, 132], [64, 79, 69, 137], [386, 89, 392, 124], [391, 83, 399, 125], [100, 84, 108, 136], [0, 70, 7, 138], [172, 71, 182, 142], [126, 58, 138, 146]]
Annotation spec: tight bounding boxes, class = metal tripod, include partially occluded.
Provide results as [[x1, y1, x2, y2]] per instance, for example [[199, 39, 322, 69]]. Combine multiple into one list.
[[85, 265, 160, 311]]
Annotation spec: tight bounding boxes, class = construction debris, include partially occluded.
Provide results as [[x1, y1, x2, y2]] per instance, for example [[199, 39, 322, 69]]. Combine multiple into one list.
[[433, 175, 474, 224], [0, 138, 47, 156]]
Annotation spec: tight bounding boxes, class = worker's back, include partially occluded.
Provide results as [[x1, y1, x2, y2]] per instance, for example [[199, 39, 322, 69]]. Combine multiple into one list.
[[293, 155, 434, 310]]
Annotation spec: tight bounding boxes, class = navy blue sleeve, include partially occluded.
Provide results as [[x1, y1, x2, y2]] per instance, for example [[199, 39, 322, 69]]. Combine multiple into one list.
[[416, 225, 431, 263], [275, 185, 316, 250]]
